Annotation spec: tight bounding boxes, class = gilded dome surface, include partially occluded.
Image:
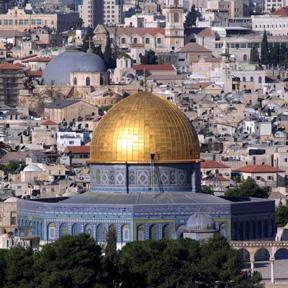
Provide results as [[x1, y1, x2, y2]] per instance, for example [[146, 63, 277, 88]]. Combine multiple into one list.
[[90, 92, 200, 163]]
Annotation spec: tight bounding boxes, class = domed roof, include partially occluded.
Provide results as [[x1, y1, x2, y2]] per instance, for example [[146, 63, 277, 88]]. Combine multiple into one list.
[[23, 163, 43, 172], [186, 213, 216, 232], [90, 92, 200, 163], [43, 47, 106, 85], [4, 197, 19, 203]]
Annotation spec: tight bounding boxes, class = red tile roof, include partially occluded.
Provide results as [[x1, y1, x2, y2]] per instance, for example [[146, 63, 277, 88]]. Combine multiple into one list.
[[41, 119, 57, 126], [27, 70, 43, 77], [196, 27, 214, 37], [201, 160, 230, 169], [0, 63, 23, 70], [133, 64, 175, 71], [234, 164, 284, 173], [178, 42, 211, 53], [64, 146, 90, 154], [23, 56, 51, 63], [273, 6, 288, 16], [107, 27, 165, 37]]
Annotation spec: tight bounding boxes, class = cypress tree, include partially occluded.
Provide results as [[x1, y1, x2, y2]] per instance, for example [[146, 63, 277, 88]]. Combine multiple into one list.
[[261, 30, 270, 65]]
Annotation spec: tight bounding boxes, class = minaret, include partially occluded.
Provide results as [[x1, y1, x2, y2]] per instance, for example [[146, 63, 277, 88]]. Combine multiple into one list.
[[164, 0, 184, 51]]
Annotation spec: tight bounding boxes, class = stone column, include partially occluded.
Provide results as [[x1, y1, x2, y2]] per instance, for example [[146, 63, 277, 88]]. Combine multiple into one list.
[[191, 171, 196, 192], [250, 257, 255, 273], [270, 258, 275, 284]]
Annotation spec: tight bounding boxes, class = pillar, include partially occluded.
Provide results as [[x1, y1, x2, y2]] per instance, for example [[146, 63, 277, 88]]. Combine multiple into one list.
[[250, 257, 255, 273], [270, 258, 275, 284]]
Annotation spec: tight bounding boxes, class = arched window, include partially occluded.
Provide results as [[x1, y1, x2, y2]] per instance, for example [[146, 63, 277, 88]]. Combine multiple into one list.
[[48, 223, 56, 240], [162, 224, 169, 239], [250, 76, 254, 82], [137, 224, 144, 241], [72, 223, 81, 235], [243, 54, 247, 62], [174, 12, 179, 23], [122, 224, 130, 242], [84, 224, 93, 237], [86, 77, 90, 86], [96, 224, 106, 242], [59, 223, 68, 237], [149, 224, 157, 240], [258, 76, 262, 83], [243, 76, 246, 82], [73, 77, 77, 86]]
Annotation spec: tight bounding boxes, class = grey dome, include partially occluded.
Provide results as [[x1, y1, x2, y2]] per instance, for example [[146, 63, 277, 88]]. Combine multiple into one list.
[[186, 213, 216, 232], [43, 48, 106, 85]]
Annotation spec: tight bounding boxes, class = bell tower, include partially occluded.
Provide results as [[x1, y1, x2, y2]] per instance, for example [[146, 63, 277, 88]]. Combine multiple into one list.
[[164, 0, 184, 51]]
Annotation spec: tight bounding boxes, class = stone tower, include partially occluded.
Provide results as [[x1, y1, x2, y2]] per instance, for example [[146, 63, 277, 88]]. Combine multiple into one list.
[[164, 0, 185, 51]]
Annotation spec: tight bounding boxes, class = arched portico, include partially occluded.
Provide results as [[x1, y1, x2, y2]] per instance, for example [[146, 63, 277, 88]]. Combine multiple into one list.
[[230, 241, 288, 284]]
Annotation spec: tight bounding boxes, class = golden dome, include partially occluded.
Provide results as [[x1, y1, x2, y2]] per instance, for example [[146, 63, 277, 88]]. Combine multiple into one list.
[[90, 92, 200, 163]]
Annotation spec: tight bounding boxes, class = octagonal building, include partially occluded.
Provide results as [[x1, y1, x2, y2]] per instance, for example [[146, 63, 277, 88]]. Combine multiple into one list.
[[16, 93, 275, 246]]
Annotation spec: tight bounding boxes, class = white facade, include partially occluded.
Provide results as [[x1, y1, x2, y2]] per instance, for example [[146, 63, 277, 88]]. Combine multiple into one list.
[[255, 122, 272, 137], [265, 0, 288, 11], [252, 15, 288, 36], [57, 132, 83, 151]]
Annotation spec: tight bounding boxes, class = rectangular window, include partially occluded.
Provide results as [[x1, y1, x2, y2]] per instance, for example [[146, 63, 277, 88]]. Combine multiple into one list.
[[157, 38, 161, 44], [69, 141, 74, 144], [145, 38, 150, 44]]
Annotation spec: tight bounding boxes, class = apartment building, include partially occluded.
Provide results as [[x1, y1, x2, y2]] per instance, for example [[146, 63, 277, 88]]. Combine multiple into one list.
[[103, 0, 122, 25], [79, 0, 103, 28]]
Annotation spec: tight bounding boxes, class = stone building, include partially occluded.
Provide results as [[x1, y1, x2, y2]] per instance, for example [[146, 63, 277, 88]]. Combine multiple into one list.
[[44, 99, 98, 123], [0, 63, 25, 107], [0, 6, 78, 33], [16, 92, 275, 246]]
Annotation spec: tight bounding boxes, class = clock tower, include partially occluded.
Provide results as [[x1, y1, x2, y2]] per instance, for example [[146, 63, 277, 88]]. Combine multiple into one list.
[[164, 0, 184, 51]]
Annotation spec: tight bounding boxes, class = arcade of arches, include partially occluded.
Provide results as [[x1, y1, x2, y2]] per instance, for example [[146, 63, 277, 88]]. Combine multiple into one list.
[[230, 241, 288, 284]]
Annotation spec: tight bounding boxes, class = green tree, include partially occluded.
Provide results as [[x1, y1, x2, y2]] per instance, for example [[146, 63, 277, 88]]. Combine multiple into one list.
[[3, 247, 35, 288], [184, 5, 201, 29], [33, 234, 103, 288], [140, 49, 157, 65], [119, 239, 201, 288], [260, 30, 270, 65], [75, 18, 84, 29], [201, 185, 214, 194], [276, 203, 288, 227], [225, 177, 269, 198], [250, 47, 260, 64]]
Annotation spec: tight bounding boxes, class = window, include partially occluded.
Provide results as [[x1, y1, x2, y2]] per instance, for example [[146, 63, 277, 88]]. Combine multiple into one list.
[[162, 224, 169, 239], [86, 77, 90, 86], [48, 223, 56, 240], [258, 76, 262, 83], [133, 38, 137, 44], [256, 176, 261, 180], [243, 54, 247, 62], [122, 224, 129, 241], [84, 224, 93, 237], [69, 141, 74, 144], [149, 224, 157, 240], [121, 38, 126, 44], [174, 12, 179, 23], [243, 76, 246, 82], [250, 76, 254, 82], [72, 223, 81, 235], [268, 176, 274, 180], [96, 224, 106, 242], [157, 38, 161, 44], [137, 224, 144, 241], [73, 77, 77, 85], [145, 38, 150, 44], [59, 223, 68, 236]]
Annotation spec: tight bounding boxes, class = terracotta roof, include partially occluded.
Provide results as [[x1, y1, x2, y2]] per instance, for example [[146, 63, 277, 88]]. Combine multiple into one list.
[[26, 70, 43, 77], [0, 63, 23, 70], [234, 164, 284, 173], [196, 27, 214, 37], [23, 56, 51, 63], [133, 64, 175, 71], [201, 160, 230, 169], [20, 54, 37, 61], [273, 6, 288, 16], [178, 42, 211, 53], [64, 146, 90, 154], [41, 119, 57, 126], [107, 27, 165, 37]]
